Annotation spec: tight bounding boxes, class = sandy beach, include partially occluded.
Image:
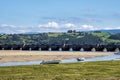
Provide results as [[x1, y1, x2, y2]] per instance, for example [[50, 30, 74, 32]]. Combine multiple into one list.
[[0, 50, 114, 63]]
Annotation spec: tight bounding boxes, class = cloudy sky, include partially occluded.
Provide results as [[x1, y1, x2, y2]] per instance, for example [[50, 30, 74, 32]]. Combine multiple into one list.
[[0, 0, 120, 33]]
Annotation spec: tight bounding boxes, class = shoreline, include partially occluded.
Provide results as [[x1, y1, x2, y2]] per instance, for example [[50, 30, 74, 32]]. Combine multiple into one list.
[[0, 50, 114, 63]]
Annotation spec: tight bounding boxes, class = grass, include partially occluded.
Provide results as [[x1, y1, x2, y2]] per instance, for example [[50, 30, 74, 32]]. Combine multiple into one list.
[[48, 33, 63, 37], [48, 32, 80, 37], [105, 39, 120, 43], [0, 61, 120, 80], [92, 32, 110, 41], [91, 32, 120, 43]]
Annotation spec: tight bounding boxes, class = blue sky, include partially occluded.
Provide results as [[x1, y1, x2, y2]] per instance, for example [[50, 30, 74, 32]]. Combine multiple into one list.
[[0, 0, 120, 33]]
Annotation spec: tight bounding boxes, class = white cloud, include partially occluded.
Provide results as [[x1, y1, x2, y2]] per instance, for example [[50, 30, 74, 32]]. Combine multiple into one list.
[[0, 24, 16, 28], [47, 22, 58, 28], [81, 24, 98, 30], [0, 23, 99, 33], [63, 23, 76, 28], [38, 22, 77, 30], [34, 21, 99, 32], [104, 27, 120, 30], [38, 21, 59, 28], [0, 23, 120, 34], [0, 24, 32, 34]]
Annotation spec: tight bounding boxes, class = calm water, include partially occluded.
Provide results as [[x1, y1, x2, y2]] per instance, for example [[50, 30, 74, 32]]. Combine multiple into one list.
[[0, 54, 120, 66]]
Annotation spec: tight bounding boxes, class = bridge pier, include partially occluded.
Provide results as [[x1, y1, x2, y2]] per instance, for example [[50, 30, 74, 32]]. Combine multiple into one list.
[[29, 48, 31, 51], [103, 48, 107, 52], [49, 48, 52, 51], [115, 48, 119, 52], [91, 48, 96, 52], [11, 48, 13, 50], [59, 48, 62, 51], [39, 48, 41, 51], [20, 48, 22, 50], [80, 48, 84, 52], [69, 48, 73, 51], [2, 48, 4, 50]]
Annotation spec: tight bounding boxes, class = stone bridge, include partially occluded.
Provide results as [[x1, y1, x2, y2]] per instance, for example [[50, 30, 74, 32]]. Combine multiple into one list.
[[0, 44, 120, 52]]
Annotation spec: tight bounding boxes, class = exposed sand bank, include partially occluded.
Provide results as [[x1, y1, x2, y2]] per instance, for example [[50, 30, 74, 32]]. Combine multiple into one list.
[[0, 50, 114, 63]]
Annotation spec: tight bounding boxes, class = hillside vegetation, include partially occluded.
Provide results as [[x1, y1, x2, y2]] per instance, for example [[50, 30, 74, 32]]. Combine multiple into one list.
[[0, 31, 120, 45]]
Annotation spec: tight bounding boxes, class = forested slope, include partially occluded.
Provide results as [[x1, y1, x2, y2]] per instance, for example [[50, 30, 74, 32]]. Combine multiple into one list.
[[0, 31, 120, 46]]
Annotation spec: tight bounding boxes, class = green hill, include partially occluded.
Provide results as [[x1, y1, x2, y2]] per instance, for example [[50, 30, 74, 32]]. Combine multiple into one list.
[[0, 31, 120, 45]]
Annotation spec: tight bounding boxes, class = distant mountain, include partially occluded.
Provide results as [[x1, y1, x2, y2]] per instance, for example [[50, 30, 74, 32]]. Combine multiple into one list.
[[0, 32, 5, 34], [0, 29, 119, 34], [24, 32, 40, 34], [92, 29, 120, 34], [101, 29, 120, 34], [24, 29, 120, 34]]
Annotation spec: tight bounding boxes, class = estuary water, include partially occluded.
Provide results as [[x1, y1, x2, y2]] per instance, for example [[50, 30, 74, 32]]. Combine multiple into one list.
[[0, 54, 120, 66]]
